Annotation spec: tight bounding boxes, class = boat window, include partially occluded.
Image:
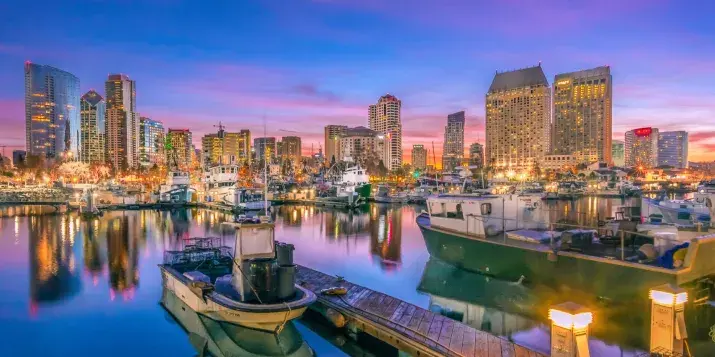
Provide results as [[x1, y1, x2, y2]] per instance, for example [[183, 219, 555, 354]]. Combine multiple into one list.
[[446, 203, 464, 220], [707, 198, 712, 208], [481, 203, 492, 215]]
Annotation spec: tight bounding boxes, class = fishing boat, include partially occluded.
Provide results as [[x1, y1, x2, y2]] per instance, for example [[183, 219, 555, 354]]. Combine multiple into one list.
[[556, 181, 585, 200], [407, 185, 435, 204], [373, 184, 408, 204], [159, 223, 316, 332], [159, 171, 196, 203], [336, 165, 371, 199], [417, 194, 715, 301], [203, 164, 270, 211]]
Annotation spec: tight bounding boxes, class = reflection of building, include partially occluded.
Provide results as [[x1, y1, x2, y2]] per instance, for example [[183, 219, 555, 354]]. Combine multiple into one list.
[[254, 137, 277, 164], [486, 65, 550, 171], [412, 144, 427, 170], [80, 90, 106, 164], [612, 140, 625, 167], [83, 220, 106, 277], [166, 129, 193, 169], [25, 62, 81, 159], [552, 66, 612, 164], [442, 111, 465, 172], [107, 216, 139, 294], [139, 117, 165, 167], [625, 127, 659, 168], [369, 205, 402, 270], [30, 216, 82, 304], [369, 94, 402, 171], [105, 74, 139, 169], [324, 125, 347, 163], [658, 131, 688, 168], [322, 209, 370, 239]]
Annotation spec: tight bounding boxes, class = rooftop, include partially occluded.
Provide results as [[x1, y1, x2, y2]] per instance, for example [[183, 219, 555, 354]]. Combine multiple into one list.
[[488, 65, 548, 93], [81, 90, 104, 106]]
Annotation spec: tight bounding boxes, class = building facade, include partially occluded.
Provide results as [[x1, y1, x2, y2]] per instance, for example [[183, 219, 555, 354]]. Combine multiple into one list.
[[12, 150, 27, 168], [24, 62, 80, 159], [658, 131, 688, 168], [625, 127, 659, 168], [468, 143, 484, 168], [79, 90, 106, 164], [485, 65, 551, 171], [280, 136, 302, 164], [254, 137, 277, 164], [612, 140, 625, 167], [412, 144, 427, 170], [166, 129, 192, 170], [552, 66, 612, 164], [202, 130, 251, 167], [139, 117, 164, 168], [540, 154, 577, 171], [338, 126, 386, 165], [442, 111, 465, 172], [369, 94, 402, 171], [105, 74, 139, 169], [324, 125, 347, 164]]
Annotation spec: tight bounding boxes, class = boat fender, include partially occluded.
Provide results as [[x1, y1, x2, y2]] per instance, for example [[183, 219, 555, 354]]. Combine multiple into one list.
[[485, 224, 500, 236], [324, 308, 347, 328], [319, 287, 348, 296]]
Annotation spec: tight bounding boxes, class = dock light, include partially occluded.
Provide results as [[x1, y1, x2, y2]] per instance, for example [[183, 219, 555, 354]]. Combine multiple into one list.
[[548, 302, 591, 357], [649, 284, 688, 355]]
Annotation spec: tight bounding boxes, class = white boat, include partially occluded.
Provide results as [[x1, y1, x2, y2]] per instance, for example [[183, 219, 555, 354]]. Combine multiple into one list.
[[641, 197, 712, 228], [374, 184, 408, 204], [159, 171, 195, 203], [204, 165, 270, 211], [160, 223, 316, 332], [335, 165, 371, 199]]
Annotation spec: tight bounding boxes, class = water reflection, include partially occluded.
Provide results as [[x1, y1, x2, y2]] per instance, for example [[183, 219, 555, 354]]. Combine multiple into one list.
[[369, 205, 402, 270], [106, 215, 139, 297]]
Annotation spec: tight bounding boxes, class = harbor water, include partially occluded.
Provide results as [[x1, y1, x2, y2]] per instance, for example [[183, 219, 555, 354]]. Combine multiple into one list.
[[2, 196, 715, 356]]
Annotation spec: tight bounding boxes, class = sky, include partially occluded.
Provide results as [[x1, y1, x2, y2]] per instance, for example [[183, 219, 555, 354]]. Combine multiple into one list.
[[1, 0, 714, 162]]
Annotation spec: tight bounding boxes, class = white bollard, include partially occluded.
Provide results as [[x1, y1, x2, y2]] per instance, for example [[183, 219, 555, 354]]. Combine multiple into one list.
[[649, 283, 688, 355], [548, 302, 592, 357]]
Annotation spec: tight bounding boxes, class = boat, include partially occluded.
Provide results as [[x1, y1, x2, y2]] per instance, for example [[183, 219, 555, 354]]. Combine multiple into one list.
[[161, 285, 314, 357], [373, 184, 408, 204], [641, 196, 712, 228], [335, 165, 371, 199], [586, 181, 626, 197], [417, 194, 715, 301], [407, 185, 435, 204], [159, 171, 196, 203], [556, 181, 584, 200], [203, 164, 271, 211], [159, 222, 316, 331]]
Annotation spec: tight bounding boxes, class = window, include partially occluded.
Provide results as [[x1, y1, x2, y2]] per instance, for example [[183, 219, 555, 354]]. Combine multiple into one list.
[[481, 203, 492, 215]]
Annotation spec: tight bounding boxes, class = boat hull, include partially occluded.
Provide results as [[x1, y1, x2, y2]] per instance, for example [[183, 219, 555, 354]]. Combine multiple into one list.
[[418, 223, 682, 302]]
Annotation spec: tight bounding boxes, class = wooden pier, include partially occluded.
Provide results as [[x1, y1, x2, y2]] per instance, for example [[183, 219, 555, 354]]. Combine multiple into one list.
[[296, 265, 546, 357]]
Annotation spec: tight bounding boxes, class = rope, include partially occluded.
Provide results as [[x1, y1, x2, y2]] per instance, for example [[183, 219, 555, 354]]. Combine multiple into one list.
[[225, 252, 264, 305]]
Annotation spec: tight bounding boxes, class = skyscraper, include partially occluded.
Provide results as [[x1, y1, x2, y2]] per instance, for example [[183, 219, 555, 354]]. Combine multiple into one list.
[[442, 111, 465, 172], [166, 129, 192, 169], [202, 130, 251, 166], [369, 94, 402, 171], [24, 62, 80, 159], [412, 144, 427, 170], [625, 127, 659, 168], [324, 125, 347, 163], [552, 66, 612, 165], [105, 74, 139, 169], [486, 65, 550, 171], [469, 143, 484, 168], [337, 126, 386, 165], [612, 140, 625, 167], [80, 90, 106, 164], [658, 131, 688, 168], [280, 136, 302, 164], [254, 137, 277, 164], [139, 117, 165, 168]]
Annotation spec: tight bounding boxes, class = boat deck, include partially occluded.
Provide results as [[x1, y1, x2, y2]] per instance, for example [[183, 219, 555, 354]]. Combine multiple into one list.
[[296, 265, 545, 357]]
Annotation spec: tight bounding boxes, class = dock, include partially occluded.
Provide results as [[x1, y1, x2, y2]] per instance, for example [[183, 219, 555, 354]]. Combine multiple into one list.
[[296, 265, 545, 357]]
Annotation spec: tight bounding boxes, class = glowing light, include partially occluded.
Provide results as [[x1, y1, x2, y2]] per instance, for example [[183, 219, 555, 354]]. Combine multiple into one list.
[[649, 288, 688, 307], [549, 309, 593, 329]]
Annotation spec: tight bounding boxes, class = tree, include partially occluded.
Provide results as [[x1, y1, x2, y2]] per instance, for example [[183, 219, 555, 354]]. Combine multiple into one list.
[[376, 160, 388, 178], [531, 163, 542, 179], [237, 163, 253, 188], [58, 161, 91, 182]]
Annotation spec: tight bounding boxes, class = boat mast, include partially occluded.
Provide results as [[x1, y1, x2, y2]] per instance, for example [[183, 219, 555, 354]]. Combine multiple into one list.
[[263, 115, 268, 213]]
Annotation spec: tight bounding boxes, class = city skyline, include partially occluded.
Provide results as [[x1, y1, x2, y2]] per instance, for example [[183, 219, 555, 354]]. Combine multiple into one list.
[[1, 1, 714, 162]]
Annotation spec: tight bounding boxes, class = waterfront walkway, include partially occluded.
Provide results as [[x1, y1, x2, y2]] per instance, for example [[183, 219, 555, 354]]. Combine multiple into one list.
[[296, 265, 545, 357]]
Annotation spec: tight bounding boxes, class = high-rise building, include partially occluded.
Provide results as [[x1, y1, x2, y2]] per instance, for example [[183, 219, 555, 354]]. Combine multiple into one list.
[[202, 130, 252, 166], [625, 127, 659, 168], [552, 66, 612, 164], [280, 136, 302, 164], [12, 150, 27, 168], [469, 143, 484, 168], [105, 74, 139, 169], [612, 140, 625, 167], [324, 125, 347, 163], [166, 129, 192, 169], [79, 90, 106, 164], [412, 144, 427, 170], [369, 94, 402, 171], [254, 137, 277, 163], [658, 131, 688, 168], [24, 62, 80, 159], [486, 65, 550, 171], [442, 111, 465, 172], [139, 117, 165, 168], [337, 126, 386, 165]]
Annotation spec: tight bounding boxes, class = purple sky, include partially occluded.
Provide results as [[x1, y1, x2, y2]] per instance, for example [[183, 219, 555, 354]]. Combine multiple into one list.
[[0, 0, 714, 161]]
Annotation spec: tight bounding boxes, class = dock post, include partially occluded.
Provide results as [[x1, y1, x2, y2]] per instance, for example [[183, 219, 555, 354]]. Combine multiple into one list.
[[649, 283, 688, 355], [620, 230, 625, 261], [548, 302, 592, 357]]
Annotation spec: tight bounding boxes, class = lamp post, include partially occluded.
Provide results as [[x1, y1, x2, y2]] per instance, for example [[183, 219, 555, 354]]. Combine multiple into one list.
[[548, 302, 592, 357], [649, 283, 688, 355]]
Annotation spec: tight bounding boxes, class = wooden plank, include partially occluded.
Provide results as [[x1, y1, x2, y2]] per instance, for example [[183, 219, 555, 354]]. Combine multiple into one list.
[[406, 307, 425, 331], [437, 318, 455, 349], [416, 309, 434, 336], [449, 322, 465, 354], [461, 327, 476, 357], [379, 296, 402, 319], [388, 301, 408, 321], [397, 304, 417, 326], [474, 331, 488, 357], [501, 338, 515, 357], [513, 344, 530, 357], [426, 314, 444, 343], [487, 334, 502, 357]]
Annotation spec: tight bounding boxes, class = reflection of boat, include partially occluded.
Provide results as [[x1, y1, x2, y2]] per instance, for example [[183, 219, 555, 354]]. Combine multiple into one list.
[[161, 286, 314, 357], [160, 223, 316, 331], [418, 194, 715, 302]]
